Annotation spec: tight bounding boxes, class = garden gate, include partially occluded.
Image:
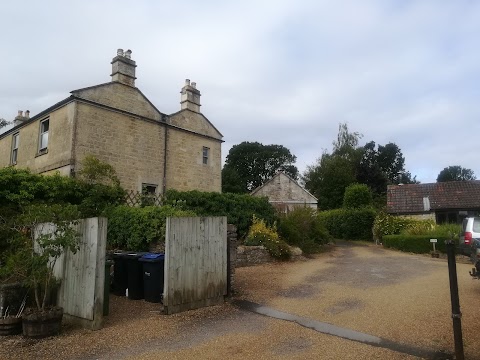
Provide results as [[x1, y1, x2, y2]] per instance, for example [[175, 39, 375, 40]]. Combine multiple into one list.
[[163, 217, 227, 314]]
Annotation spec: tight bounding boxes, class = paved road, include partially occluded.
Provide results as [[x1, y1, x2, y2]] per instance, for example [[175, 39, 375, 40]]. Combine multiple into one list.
[[2, 241, 479, 359]]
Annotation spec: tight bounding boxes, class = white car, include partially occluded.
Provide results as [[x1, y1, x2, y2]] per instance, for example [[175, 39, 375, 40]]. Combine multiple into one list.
[[460, 217, 480, 278]]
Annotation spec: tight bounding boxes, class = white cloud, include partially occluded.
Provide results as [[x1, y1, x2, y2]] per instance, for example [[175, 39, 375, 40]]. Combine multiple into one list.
[[2, 0, 480, 183]]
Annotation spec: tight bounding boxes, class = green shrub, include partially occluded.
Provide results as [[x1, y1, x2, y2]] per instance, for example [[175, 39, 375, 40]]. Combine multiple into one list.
[[0, 167, 125, 218], [245, 216, 291, 260], [105, 205, 196, 251], [343, 183, 373, 209], [277, 207, 332, 254], [164, 190, 277, 239], [0, 167, 125, 269], [373, 213, 461, 242], [429, 223, 462, 238], [372, 212, 413, 240], [400, 219, 436, 235], [383, 234, 456, 253], [318, 207, 377, 240]]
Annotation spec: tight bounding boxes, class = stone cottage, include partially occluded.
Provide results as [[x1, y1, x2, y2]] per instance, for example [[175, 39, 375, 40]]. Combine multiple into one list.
[[251, 172, 318, 212], [0, 49, 223, 194], [387, 180, 480, 224]]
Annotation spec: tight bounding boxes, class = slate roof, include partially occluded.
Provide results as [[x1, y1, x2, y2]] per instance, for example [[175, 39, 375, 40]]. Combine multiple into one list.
[[387, 180, 480, 214]]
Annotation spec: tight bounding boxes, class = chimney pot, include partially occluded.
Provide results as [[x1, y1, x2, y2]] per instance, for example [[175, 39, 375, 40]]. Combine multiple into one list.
[[25, 110, 30, 119], [111, 48, 137, 86], [17, 110, 23, 117], [180, 79, 201, 112]]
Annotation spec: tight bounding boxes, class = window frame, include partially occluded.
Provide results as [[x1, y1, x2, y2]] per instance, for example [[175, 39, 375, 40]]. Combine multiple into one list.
[[38, 118, 49, 152], [11, 132, 19, 165], [202, 146, 209, 165], [142, 183, 158, 195]]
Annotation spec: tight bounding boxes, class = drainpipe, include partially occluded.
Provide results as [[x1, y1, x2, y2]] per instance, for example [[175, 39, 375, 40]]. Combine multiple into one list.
[[163, 116, 169, 195]]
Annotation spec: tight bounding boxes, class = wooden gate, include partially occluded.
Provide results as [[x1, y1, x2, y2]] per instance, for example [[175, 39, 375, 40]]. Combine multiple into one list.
[[51, 217, 107, 329], [163, 217, 227, 314]]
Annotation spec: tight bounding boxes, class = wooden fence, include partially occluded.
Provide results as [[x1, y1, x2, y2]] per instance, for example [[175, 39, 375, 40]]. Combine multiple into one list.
[[50, 217, 107, 329], [163, 217, 227, 314]]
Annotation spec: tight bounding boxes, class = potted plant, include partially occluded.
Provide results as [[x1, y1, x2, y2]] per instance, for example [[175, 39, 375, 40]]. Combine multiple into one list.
[[0, 221, 28, 336], [13, 204, 80, 338], [0, 273, 27, 336]]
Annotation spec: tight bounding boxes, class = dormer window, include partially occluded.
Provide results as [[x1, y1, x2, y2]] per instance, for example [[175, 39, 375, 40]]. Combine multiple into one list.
[[39, 118, 49, 151]]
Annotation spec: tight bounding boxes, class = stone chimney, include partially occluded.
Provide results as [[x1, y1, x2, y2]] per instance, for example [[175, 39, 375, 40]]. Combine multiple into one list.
[[180, 79, 201, 112], [13, 110, 29, 126], [111, 48, 137, 87]]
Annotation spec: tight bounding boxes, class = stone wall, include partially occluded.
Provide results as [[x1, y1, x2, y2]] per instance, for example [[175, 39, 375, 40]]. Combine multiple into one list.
[[166, 110, 222, 192], [236, 245, 273, 267], [251, 172, 317, 211], [398, 213, 436, 221], [236, 244, 304, 268], [0, 102, 75, 175], [72, 82, 163, 121], [73, 101, 166, 193]]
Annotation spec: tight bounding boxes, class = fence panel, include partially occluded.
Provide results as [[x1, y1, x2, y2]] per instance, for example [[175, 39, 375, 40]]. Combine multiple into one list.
[[164, 217, 227, 314], [50, 217, 107, 330]]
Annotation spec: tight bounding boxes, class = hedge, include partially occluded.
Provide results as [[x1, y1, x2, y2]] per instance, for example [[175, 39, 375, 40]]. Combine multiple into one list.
[[372, 212, 436, 241], [382, 234, 456, 254], [317, 207, 377, 240], [105, 205, 197, 251], [0, 167, 125, 264], [0, 167, 125, 218], [164, 190, 277, 238]]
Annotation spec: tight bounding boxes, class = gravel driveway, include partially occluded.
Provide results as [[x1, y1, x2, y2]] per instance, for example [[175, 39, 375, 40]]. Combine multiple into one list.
[[1, 241, 479, 359]]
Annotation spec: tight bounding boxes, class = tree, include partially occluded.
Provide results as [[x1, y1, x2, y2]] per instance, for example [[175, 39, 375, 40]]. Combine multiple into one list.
[[0, 118, 11, 130], [12, 204, 80, 311], [303, 123, 362, 210], [356, 141, 388, 195], [77, 154, 120, 187], [356, 141, 417, 194], [343, 183, 373, 209], [222, 142, 298, 193], [303, 152, 357, 210], [304, 123, 418, 210], [437, 166, 476, 182], [332, 123, 363, 162], [220, 167, 244, 194], [376, 143, 406, 184]]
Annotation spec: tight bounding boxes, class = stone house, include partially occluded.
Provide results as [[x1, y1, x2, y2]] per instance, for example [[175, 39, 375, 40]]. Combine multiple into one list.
[[0, 49, 223, 194], [387, 181, 480, 224], [251, 172, 318, 213]]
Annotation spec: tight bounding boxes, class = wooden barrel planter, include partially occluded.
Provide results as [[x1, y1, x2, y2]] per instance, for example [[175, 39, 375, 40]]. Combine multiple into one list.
[[22, 307, 63, 338], [0, 317, 22, 336], [0, 283, 27, 315]]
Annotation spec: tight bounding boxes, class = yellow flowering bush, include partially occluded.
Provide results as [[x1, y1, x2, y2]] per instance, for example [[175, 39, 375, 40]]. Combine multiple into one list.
[[245, 216, 291, 260]]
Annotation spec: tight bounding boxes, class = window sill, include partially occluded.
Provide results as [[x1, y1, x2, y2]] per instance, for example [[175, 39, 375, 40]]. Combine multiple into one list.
[[36, 149, 48, 157]]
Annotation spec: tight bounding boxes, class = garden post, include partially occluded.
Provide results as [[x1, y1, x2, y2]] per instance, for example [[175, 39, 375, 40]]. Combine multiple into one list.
[[445, 240, 464, 360]]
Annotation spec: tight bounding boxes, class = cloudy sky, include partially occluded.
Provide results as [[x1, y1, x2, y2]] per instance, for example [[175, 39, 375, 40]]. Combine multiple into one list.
[[1, 1, 479, 183]]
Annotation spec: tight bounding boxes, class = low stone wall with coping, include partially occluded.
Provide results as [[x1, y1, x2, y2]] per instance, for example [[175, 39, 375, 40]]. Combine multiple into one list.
[[236, 245, 303, 267]]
